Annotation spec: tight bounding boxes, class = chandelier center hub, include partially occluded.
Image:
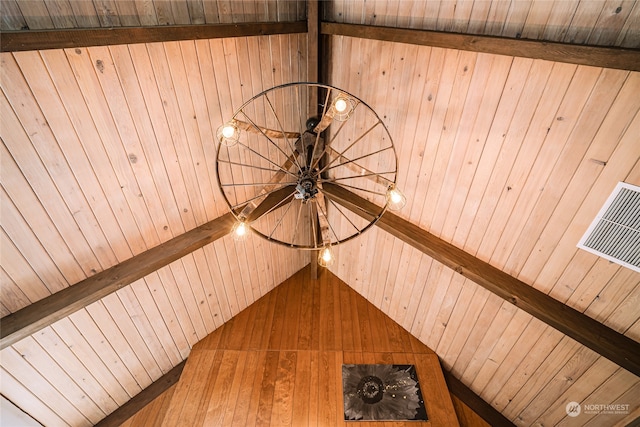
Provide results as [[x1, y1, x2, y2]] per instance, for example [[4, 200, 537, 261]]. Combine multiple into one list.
[[295, 167, 319, 201]]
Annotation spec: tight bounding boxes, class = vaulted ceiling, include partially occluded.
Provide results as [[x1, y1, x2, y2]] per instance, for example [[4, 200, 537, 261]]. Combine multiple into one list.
[[1, 1, 639, 426]]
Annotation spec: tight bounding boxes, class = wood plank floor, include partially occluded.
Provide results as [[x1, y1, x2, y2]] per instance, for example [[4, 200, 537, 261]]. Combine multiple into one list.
[[159, 265, 459, 426]]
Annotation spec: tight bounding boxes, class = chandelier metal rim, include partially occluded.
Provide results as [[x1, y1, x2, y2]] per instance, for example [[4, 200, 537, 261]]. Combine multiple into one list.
[[215, 82, 401, 252]]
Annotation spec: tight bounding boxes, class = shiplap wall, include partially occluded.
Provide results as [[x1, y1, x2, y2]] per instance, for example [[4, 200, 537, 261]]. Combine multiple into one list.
[[327, 33, 640, 427], [0, 32, 309, 426], [1, 0, 306, 30], [324, 0, 640, 48], [4, 0, 638, 49]]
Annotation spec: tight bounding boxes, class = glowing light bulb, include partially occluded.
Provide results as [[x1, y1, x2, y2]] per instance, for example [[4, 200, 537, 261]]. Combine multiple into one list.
[[232, 220, 248, 241], [222, 124, 236, 138], [217, 123, 239, 146], [334, 98, 348, 113], [386, 186, 406, 211], [318, 245, 335, 267]]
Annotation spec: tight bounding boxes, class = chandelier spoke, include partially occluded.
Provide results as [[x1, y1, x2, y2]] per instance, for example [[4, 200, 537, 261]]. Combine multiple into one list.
[[239, 109, 303, 174], [248, 186, 297, 222], [314, 185, 333, 245], [229, 183, 295, 210], [324, 184, 383, 221], [323, 145, 394, 174], [310, 118, 348, 171], [315, 193, 341, 245], [324, 182, 387, 197], [316, 120, 381, 176], [309, 89, 332, 167], [324, 146, 395, 184], [228, 118, 300, 139], [290, 199, 306, 247], [268, 196, 296, 239], [217, 158, 291, 174], [310, 201, 318, 249], [319, 172, 395, 184], [242, 151, 303, 221], [235, 140, 298, 179], [323, 193, 364, 235], [311, 87, 334, 134], [221, 181, 297, 187], [264, 93, 305, 172]]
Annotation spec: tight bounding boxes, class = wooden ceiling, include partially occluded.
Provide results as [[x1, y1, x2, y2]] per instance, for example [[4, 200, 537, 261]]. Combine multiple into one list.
[[1, 1, 639, 426]]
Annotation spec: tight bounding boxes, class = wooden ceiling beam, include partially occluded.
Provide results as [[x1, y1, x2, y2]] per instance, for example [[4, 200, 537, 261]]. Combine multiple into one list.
[[94, 361, 186, 427], [0, 213, 236, 349], [321, 22, 640, 72], [322, 183, 640, 377], [0, 183, 297, 350], [443, 369, 515, 427], [1, 21, 307, 52], [307, 0, 319, 84]]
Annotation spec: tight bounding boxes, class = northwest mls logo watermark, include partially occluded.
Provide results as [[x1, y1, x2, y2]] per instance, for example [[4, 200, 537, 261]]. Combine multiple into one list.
[[565, 402, 581, 417], [565, 401, 630, 417]]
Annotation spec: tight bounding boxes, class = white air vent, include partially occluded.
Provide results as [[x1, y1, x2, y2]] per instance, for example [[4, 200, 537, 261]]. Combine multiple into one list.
[[578, 182, 640, 273]]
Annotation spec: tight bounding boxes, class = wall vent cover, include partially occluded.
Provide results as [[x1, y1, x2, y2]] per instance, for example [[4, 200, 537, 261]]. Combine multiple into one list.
[[577, 182, 640, 273]]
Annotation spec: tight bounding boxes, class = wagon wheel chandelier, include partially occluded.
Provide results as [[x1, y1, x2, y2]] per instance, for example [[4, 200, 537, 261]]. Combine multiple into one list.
[[216, 82, 405, 266]]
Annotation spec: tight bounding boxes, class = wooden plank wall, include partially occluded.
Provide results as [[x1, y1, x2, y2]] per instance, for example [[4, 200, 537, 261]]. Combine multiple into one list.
[[323, 0, 640, 48], [326, 29, 640, 426], [1, 30, 311, 426], [158, 265, 460, 426], [1, 0, 307, 30], [1, 32, 309, 315], [121, 379, 493, 427]]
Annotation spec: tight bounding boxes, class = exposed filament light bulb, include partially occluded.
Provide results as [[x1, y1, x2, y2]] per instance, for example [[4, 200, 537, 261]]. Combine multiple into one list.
[[334, 98, 348, 113], [386, 185, 407, 211], [318, 245, 335, 267], [217, 122, 239, 146], [332, 95, 355, 121], [232, 219, 249, 241], [222, 125, 236, 138]]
